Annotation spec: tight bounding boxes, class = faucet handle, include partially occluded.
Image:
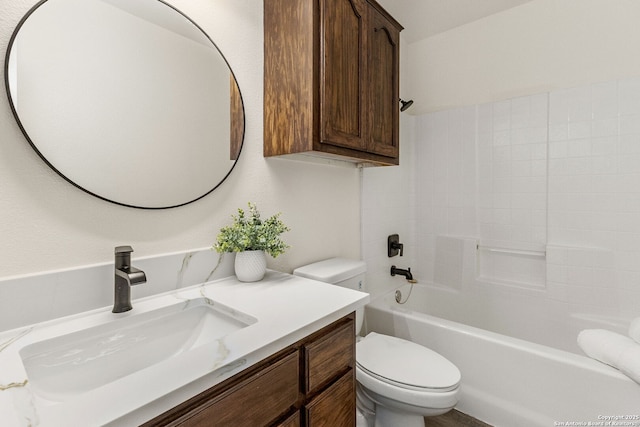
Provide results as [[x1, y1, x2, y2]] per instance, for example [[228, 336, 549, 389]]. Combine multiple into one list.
[[115, 246, 134, 269], [392, 241, 404, 256], [115, 246, 133, 255], [388, 234, 404, 257]]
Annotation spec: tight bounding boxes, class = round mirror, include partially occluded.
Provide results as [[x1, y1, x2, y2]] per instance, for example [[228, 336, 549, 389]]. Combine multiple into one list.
[[5, 0, 244, 209]]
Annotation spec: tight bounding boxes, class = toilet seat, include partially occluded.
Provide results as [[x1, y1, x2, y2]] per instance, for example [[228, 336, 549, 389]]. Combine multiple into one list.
[[357, 364, 458, 393], [356, 332, 461, 392], [356, 366, 459, 414]]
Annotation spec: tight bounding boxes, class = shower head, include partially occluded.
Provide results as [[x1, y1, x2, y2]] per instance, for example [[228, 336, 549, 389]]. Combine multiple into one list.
[[399, 98, 414, 112]]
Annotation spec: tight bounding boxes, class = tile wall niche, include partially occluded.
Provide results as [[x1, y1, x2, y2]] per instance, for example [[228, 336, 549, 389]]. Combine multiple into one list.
[[409, 76, 640, 325]]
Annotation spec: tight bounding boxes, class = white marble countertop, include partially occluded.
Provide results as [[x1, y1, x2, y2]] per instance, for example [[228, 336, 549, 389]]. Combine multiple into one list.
[[0, 271, 369, 426]]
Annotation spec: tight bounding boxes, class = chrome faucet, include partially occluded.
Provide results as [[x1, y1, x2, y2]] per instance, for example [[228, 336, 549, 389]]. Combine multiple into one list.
[[113, 246, 147, 313], [390, 265, 414, 281]]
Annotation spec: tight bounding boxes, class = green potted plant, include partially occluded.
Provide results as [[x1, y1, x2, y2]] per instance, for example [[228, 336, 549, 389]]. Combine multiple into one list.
[[214, 202, 290, 282]]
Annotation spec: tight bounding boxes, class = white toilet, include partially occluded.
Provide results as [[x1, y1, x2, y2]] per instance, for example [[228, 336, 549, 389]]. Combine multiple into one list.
[[293, 258, 461, 427]]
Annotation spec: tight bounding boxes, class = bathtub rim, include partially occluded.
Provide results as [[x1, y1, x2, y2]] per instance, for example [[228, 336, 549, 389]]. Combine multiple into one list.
[[366, 283, 635, 384]]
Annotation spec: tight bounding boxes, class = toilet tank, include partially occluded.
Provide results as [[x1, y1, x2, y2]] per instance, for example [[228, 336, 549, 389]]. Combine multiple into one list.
[[293, 258, 366, 334]]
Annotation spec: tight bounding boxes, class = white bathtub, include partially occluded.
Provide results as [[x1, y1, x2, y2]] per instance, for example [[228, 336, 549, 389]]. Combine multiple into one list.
[[365, 283, 640, 427]]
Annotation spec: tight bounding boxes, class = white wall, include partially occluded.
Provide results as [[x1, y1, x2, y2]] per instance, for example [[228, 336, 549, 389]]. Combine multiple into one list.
[[407, 0, 640, 115], [0, 0, 360, 279]]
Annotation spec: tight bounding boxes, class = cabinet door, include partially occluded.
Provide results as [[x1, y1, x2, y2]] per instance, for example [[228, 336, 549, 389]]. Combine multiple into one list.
[[366, 5, 400, 159], [320, 0, 368, 151]]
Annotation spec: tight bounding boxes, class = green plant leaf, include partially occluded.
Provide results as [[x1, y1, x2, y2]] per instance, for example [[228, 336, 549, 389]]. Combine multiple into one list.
[[213, 202, 290, 258]]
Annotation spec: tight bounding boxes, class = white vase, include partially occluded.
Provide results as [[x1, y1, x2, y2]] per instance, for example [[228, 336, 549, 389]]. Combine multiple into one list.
[[234, 250, 267, 282]]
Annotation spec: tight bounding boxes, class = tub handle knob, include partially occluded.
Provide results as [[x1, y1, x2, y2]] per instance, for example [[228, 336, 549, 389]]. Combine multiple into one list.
[[388, 234, 404, 257]]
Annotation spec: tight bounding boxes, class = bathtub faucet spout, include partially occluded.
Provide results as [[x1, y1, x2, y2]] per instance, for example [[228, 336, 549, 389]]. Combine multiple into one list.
[[391, 265, 413, 281]]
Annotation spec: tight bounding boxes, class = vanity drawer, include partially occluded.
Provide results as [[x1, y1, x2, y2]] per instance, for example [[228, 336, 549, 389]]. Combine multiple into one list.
[[305, 371, 355, 427], [304, 318, 354, 394], [175, 350, 299, 426], [276, 410, 301, 427]]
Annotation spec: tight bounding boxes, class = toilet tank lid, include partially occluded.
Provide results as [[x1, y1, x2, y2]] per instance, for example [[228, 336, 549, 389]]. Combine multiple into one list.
[[293, 257, 366, 284]]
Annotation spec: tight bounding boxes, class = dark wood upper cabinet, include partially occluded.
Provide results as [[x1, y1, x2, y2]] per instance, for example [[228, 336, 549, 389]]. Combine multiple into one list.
[[367, 4, 400, 158], [320, 0, 367, 152], [264, 0, 402, 166]]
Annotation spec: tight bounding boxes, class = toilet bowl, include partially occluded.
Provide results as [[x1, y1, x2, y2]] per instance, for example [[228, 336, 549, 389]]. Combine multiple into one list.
[[356, 332, 460, 426], [293, 258, 461, 427]]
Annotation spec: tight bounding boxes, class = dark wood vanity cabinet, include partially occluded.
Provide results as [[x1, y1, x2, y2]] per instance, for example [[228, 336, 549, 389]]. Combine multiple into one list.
[[144, 313, 356, 427], [264, 0, 402, 166]]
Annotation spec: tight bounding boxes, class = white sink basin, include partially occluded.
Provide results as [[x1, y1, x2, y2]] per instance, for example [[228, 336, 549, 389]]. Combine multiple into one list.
[[19, 298, 256, 401]]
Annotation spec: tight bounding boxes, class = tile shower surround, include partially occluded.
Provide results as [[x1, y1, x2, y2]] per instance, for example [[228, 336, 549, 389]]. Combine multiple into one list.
[[364, 76, 640, 325]]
